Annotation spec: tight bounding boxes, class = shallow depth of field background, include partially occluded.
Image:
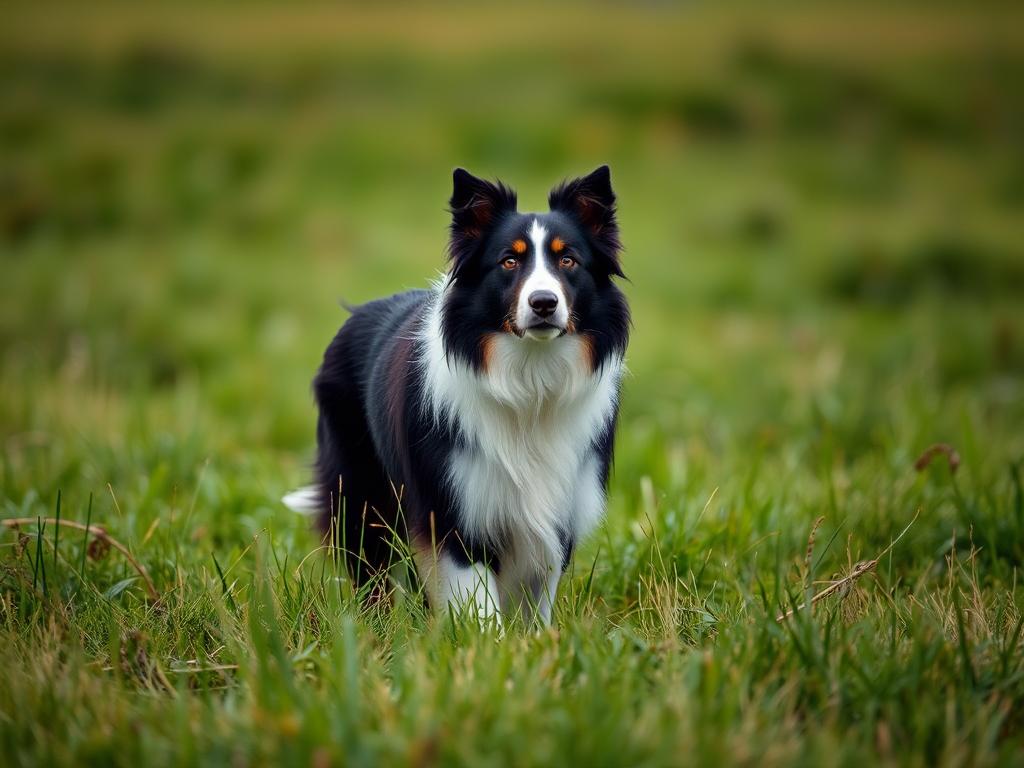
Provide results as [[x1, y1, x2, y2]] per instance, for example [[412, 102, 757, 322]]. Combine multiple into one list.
[[2, 2, 1023, 766]]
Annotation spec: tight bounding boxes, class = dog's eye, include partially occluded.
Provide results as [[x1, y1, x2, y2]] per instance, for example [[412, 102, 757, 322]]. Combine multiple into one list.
[[559, 255, 577, 269], [502, 257, 519, 270]]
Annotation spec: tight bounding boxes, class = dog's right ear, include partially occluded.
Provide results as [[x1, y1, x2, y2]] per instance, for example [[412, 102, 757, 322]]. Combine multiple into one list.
[[448, 168, 517, 275]]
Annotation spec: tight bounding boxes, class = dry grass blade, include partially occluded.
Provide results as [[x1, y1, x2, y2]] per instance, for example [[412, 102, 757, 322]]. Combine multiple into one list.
[[777, 510, 919, 622], [804, 515, 825, 586], [2, 517, 159, 600], [914, 443, 961, 474]]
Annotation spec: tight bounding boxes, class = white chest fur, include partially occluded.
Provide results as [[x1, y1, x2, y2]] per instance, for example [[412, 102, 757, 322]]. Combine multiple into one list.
[[419, 284, 621, 583]]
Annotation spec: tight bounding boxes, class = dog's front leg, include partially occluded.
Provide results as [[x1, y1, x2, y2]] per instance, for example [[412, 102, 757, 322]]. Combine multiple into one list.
[[497, 560, 562, 626], [533, 568, 563, 626], [417, 548, 501, 623], [444, 557, 502, 622]]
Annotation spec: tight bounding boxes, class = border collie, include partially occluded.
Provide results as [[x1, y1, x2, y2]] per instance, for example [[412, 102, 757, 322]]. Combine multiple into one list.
[[284, 166, 629, 624]]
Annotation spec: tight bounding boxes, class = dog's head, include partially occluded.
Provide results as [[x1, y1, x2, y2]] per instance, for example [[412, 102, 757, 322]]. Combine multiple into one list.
[[442, 166, 629, 369]]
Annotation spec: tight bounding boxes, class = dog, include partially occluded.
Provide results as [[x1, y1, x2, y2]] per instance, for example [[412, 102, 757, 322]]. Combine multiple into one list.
[[283, 166, 629, 624]]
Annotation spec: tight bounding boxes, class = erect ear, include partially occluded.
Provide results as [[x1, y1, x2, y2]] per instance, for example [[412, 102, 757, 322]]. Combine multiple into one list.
[[548, 165, 623, 277], [448, 168, 517, 275]]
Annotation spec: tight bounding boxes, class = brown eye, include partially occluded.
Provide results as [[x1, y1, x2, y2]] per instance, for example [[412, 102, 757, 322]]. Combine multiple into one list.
[[559, 255, 576, 269], [502, 257, 519, 270]]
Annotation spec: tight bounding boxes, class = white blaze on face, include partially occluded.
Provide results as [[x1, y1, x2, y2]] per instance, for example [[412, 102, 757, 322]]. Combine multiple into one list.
[[516, 218, 569, 339]]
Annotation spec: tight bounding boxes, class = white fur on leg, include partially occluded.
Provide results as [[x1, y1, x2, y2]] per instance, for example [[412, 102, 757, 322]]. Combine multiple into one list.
[[446, 559, 502, 621], [535, 568, 563, 626], [417, 549, 501, 623], [497, 564, 562, 626]]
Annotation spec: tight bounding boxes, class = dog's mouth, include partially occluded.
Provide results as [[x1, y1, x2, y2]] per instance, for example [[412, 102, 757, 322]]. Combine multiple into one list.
[[502, 317, 570, 340], [527, 320, 560, 331], [522, 321, 565, 340]]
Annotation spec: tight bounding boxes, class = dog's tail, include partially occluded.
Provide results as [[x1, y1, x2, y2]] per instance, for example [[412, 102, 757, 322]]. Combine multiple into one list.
[[281, 485, 319, 515]]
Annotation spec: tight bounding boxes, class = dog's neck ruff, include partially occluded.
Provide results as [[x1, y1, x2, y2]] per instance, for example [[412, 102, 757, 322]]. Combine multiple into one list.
[[418, 278, 622, 573]]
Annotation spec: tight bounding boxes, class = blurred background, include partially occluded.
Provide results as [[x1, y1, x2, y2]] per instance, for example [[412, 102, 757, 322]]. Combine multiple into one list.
[[1, 1, 1022, 540]]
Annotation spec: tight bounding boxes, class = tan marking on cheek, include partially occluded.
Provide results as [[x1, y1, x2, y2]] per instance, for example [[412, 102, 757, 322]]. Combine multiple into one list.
[[566, 314, 577, 334], [479, 333, 496, 372], [580, 333, 597, 373], [511, 239, 527, 254], [551, 236, 565, 253]]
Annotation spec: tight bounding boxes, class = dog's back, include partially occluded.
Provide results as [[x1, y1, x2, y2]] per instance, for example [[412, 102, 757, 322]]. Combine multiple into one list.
[[313, 290, 430, 580]]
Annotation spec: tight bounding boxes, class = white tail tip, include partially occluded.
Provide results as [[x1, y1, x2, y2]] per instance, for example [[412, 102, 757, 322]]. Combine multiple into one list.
[[282, 485, 320, 515]]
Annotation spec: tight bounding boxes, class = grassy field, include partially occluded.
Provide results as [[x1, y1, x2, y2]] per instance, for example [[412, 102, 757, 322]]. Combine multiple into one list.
[[2, 1, 1024, 765]]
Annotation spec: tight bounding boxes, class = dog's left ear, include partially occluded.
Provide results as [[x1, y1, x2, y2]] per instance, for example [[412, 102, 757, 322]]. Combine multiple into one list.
[[548, 165, 623, 277], [448, 168, 517, 276]]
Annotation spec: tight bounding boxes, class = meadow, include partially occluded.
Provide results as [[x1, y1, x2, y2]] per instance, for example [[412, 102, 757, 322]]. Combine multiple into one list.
[[2, 2, 1023, 765]]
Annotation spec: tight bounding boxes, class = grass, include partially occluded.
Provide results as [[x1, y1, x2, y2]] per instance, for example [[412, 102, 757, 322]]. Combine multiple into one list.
[[2, 1, 1023, 765]]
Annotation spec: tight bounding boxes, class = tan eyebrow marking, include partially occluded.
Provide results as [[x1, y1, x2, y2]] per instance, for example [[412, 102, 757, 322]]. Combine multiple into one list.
[[551, 236, 565, 253], [511, 239, 527, 254]]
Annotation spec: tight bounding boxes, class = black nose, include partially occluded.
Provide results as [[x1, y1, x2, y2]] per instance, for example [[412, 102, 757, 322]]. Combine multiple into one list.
[[528, 290, 558, 318]]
